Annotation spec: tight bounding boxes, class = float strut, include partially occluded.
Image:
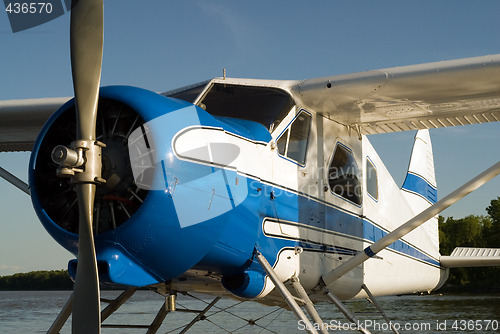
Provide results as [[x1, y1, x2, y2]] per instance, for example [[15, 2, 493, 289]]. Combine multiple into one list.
[[255, 251, 320, 334], [361, 285, 399, 334], [47, 293, 73, 334], [322, 286, 371, 334], [101, 287, 137, 322], [291, 276, 328, 334]]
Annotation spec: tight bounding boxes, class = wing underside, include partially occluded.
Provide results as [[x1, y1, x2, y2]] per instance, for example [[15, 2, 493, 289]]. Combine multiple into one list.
[[0, 97, 69, 152], [293, 54, 500, 134]]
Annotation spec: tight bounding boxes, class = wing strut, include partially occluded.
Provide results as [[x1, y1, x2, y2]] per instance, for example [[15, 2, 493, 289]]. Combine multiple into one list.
[[0, 166, 29, 195], [322, 160, 500, 286]]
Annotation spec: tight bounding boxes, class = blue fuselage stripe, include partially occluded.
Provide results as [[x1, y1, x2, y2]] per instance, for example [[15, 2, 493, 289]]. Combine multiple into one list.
[[254, 179, 440, 267], [362, 221, 440, 266]]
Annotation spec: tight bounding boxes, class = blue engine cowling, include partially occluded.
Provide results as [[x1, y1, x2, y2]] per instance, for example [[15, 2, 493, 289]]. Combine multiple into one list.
[[29, 86, 267, 288]]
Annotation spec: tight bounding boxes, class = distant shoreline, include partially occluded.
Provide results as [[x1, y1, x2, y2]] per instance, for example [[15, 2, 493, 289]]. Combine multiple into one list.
[[0, 270, 73, 291]]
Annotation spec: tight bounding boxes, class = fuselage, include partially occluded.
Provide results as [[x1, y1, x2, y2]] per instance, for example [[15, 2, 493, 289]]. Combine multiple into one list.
[[29, 78, 447, 304]]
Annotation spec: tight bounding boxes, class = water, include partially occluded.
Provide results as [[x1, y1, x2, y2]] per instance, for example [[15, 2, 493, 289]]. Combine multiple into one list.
[[0, 291, 499, 333]]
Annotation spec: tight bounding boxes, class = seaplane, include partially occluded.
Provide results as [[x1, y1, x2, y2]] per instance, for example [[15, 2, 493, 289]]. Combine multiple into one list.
[[1, 1, 500, 333]]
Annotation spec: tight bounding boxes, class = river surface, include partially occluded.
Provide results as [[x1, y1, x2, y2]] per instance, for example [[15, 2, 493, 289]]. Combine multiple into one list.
[[0, 290, 499, 333]]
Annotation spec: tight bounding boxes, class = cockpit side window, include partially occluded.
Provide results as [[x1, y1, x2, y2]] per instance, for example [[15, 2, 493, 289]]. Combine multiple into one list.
[[276, 111, 311, 165], [198, 84, 295, 131], [328, 144, 362, 205]]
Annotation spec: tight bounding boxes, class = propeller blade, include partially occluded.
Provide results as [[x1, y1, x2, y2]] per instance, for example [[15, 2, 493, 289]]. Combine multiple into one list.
[[70, 0, 103, 140], [69, 0, 104, 333], [72, 184, 100, 333]]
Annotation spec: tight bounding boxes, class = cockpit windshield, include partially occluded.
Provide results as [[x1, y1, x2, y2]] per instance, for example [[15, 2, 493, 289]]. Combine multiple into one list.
[[162, 81, 209, 103], [198, 83, 295, 132]]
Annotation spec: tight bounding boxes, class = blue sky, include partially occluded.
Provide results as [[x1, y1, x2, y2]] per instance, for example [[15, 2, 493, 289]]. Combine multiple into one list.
[[0, 1, 499, 275]]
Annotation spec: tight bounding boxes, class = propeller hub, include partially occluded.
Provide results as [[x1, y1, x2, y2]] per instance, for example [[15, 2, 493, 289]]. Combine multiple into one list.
[[52, 140, 106, 185], [51, 145, 84, 167]]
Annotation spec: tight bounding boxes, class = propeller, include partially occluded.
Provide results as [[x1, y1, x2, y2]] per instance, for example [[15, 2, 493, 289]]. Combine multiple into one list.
[[51, 0, 104, 332]]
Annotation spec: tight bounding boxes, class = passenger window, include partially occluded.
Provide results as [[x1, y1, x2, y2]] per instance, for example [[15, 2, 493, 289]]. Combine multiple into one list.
[[366, 158, 378, 200], [328, 144, 362, 205], [276, 111, 311, 165]]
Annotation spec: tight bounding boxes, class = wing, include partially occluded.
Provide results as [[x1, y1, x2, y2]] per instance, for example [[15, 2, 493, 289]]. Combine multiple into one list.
[[293, 54, 500, 134], [0, 97, 68, 151], [2, 55, 499, 151]]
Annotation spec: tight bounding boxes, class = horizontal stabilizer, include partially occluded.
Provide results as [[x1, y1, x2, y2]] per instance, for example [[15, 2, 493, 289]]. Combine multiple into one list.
[[440, 247, 500, 268]]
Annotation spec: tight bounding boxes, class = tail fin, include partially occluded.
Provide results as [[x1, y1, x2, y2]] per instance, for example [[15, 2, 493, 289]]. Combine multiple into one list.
[[401, 129, 439, 255], [402, 129, 437, 210]]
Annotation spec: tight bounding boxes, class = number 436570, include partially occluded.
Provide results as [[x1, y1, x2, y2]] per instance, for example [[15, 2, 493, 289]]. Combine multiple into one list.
[[5, 2, 53, 14]]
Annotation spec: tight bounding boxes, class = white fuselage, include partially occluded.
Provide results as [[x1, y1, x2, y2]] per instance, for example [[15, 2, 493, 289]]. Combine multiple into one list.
[[169, 101, 447, 302]]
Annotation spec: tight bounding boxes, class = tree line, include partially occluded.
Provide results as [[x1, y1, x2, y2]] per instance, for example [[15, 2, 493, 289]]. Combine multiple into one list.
[[0, 269, 72, 290], [0, 197, 499, 291]]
